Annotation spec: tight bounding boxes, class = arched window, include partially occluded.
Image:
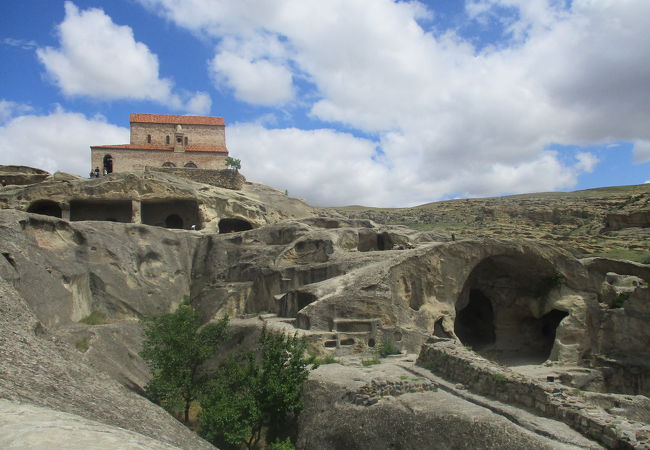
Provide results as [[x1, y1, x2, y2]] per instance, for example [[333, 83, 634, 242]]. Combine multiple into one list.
[[102, 154, 113, 174], [165, 214, 184, 229], [184, 136, 188, 146], [165, 135, 170, 145], [147, 134, 151, 143], [184, 161, 197, 168], [162, 162, 176, 168]]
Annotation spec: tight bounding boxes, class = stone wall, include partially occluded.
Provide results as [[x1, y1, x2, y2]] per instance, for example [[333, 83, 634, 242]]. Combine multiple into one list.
[[145, 167, 245, 190], [416, 340, 649, 449], [130, 122, 225, 147], [91, 148, 227, 173]]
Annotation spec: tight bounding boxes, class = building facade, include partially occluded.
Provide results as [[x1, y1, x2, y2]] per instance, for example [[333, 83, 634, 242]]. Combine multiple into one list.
[[90, 114, 229, 173]]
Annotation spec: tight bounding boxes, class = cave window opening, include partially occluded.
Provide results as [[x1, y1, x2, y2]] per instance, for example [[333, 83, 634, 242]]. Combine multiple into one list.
[[218, 218, 253, 233], [162, 161, 176, 168], [27, 200, 62, 218], [165, 214, 184, 229], [454, 289, 496, 350], [184, 161, 197, 168], [540, 309, 568, 354], [377, 233, 394, 251]]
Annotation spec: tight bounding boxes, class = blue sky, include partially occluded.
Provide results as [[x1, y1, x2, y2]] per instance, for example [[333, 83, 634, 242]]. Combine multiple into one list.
[[1, 0, 649, 207]]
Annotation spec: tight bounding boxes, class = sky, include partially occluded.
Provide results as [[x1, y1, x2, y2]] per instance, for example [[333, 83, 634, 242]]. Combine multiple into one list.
[[1, 0, 649, 207]]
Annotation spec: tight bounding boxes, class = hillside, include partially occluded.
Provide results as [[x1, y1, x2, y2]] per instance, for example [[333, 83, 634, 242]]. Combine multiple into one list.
[[330, 184, 650, 262]]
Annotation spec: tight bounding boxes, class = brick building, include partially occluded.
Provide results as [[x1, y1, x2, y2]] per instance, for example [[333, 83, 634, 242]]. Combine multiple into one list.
[[90, 113, 229, 174]]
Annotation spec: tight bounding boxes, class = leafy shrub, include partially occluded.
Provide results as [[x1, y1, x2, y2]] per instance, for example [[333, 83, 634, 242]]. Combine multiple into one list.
[[610, 292, 630, 309], [534, 272, 566, 299], [378, 338, 400, 358], [642, 255, 650, 265], [79, 311, 106, 325], [198, 327, 316, 449], [140, 302, 229, 424], [268, 437, 295, 450]]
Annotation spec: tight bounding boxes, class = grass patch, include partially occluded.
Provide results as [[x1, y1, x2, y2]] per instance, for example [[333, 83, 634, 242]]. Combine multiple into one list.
[[362, 355, 380, 366], [75, 336, 90, 352], [316, 354, 338, 365], [493, 373, 508, 383], [588, 249, 650, 263], [79, 311, 107, 325]]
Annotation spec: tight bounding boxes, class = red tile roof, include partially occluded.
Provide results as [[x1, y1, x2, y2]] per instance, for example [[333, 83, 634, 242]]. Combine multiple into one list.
[[90, 144, 228, 153], [130, 113, 225, 126]]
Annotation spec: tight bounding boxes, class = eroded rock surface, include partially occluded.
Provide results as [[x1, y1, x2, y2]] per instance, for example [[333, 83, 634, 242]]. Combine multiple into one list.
[[0, 168, 648, 448], [0, 277, 213, 450]]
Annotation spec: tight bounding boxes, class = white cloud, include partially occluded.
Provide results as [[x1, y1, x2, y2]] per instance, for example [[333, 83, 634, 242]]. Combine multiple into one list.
[[37, 2, 209, 113], [134, 0, 650, 205], [210, 51, 293, 105], [0, 107, 128, 176], [634, 141, 650, 164], [574, 152, 599, 173], [0, 100, 32, 124], [229, 124, 391, 206], [184, 92, 212, 115]]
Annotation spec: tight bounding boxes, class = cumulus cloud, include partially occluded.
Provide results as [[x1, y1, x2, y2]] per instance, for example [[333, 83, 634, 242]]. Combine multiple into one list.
[[211, 51, 294, 105], [37, 2, 210, 113], [229, 124, 390, 206], [134, 0, 650, 205], [634, 141, 650, 163], [0, 100, 32, 124], [0, 107, 128, 175], [574, 152, 599, 173]]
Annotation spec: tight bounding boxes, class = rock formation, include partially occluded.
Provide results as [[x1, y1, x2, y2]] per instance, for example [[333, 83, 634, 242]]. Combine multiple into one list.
[[1, 166, 649, 448]]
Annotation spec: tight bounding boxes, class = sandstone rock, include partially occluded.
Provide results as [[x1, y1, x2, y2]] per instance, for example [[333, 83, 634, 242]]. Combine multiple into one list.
[[0, 165, 50, 186], [0, 400, 180, 450], [0, 276, 214, 449]]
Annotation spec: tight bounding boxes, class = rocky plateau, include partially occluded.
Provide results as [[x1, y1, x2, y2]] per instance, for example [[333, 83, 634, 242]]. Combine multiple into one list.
[[0, 165, 649, 449]]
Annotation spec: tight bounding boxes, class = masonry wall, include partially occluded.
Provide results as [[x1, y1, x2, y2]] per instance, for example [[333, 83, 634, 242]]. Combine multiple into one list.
[[91, 149, 227, 173], [416, 341, 641, 449], [130, 123, 225, 147]]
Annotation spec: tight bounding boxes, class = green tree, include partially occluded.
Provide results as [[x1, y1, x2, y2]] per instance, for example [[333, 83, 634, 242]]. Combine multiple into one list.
[[224, 156, 242, 171], [198, 327, 317, 449], [140, 302, 228, 424]]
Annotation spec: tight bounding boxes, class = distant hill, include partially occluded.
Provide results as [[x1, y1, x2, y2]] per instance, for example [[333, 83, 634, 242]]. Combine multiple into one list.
[[329, 184, 650, 262]]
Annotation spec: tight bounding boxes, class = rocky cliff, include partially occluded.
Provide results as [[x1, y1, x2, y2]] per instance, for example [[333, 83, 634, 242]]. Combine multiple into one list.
[[1, 166, 649, 449]]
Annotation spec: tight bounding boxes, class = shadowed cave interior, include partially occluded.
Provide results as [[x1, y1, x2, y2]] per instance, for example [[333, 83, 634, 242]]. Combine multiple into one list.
[[454, 255, 569, 365], [27, 200, 62, 218]]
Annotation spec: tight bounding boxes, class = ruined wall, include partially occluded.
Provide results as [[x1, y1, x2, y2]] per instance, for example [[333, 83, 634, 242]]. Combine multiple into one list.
[[130, 122, 225, 147], [91, 148, 227, 173], [417, 341, 644, 449]]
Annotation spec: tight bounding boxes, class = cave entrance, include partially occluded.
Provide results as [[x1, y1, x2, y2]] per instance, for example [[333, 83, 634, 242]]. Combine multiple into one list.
[[141, 200, 200, 230], [165, 214, 183, 229], [455, 255, 568, 365], [218, 218, 253, 233], [454, 289, 496, 350], [27, 200, 62, 218], [70, 200, 132, 223]]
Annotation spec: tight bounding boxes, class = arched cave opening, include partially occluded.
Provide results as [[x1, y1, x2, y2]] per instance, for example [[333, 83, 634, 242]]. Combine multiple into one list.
[[218, 218, 253, 233], [165, 214, 184, 229], [455, 255, 568, 365], [27, 200, 62, 218], [454, 289, 496, 350]]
